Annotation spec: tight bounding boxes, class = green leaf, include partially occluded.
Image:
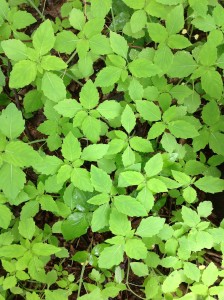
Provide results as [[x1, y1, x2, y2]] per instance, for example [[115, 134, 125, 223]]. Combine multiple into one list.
[[0, 245, 26, 258], [130, 137, 153, 152], [71, 168, 93, 192], [197, 201, 213, 218], [0, 103, 24, 139], [32, 19, 55, 56], [122, 0, 145, 9], [97, 100, 122, 119], [54, 99, 82, 118], [136, 216, 165, 237], [147, 178, 167, 193], [148, 23, 168, 43], [83, 18, 105, 39], [81, 115, 101, 143], [168, 120, 199, 138], [122, 146, 135, 167], [128, 78, 144, 100], [202, 100, 220, 126], [121, 105, 136, 134], [12, 11, 36, 30], [199, 42, 217, 66], [166, 5, 184, 35], [183, 262, 201, 282], [32, 243, 61, 256], [130, 10, 147, 33], [1, 39, 27, 61], [201, 70, 223, 99], [0, 163, 26, 200], [62, 132, 81, 162], [168, 51, 197, 78], [18, 218, 35, 240], [0, 204, 12, 229], [118, 171, 144, 187], [109, 208, 131, 236], [144, 153, 163, 178], [41, 72, 66, 102], [41, 55, 67, 71], [130, 262, 148, 277], [98, 244, 124, 269], [9, 60, 37, 88], [87, 193, 110, 205], [209, 131, 224, 155], [162, 270, 183, 293], [148, 122, 166, 139], [91, 203, 110, 232], [181, 206, 200, 227], [125, 239, 147, 260], [24, 90, 43, 113], [69, 8, 86, 30], [81, 144, 109, 161], [89, 34, 112, 55], [171, 170, 191, 185], [0, 0, 9, 18], [136, 100, 161, 121], [202, 263, 219, 286], [95, 66, 122, 87], [80, 80, 99, 109], [62, 212, 89, 240], [167, 34, 191, 49], [114, 195, 147, 217], [110, 31, 128, 59], [39, 195, 58, 213], [90, 165, 112, 193], [91, 0, 112, 18], [54, 30, 77, 54], [183, 186, 197, 203], [194, 176, 224, 194], [129, 59, 160, 78], [154, 45, 174, 74]]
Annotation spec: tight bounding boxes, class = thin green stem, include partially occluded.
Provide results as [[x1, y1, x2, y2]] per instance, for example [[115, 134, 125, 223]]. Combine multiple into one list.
[[66, 51, 77, 65], [77, 261, 87, 298], [28, 138, 47, 144], [58, 70, 84, 86], [27, 0, 45, 20]]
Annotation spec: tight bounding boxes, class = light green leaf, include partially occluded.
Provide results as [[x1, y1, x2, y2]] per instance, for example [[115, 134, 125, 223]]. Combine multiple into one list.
[[130, 262, 148, 277], [181, 206, 200, 227], [167, 34, 191, 49], [0, 0, 9, 18], [39, 194, 58, 213], [0, 163, 26, 200], [130, 136, 153, 152], [87, 193, 110, 205], [194, 176, 224, 194], [32, 19, 55, 56], [18, 218, 35, 240], [125, 239, 147, 260], [136, 216, 165, 237], [0, 245, 26, 258], [109, 208, 131, 236], [71, 168, 93, 192], [90, 165, 112, 193], [62, 212, 89, 240], [209, 131, 224, 155], [69, 8, 85, 31], [12, 11, 36, 30], [0, 103, 24, 139], [41, 55, 67, 71], [201, 70, 223, 99], [147, 178, 167, 193], [129, 59, 160, 78], [136, 100, 161, 121], [122, 146, 135, 167], [202, 100, 220, 126], [1, 39, 27, 61], [110, 31, 128, 59], [89, 34, 112, 55], [154, 45, 174, 74], [0, 204, 12, 229], [114, 195, 147, 217], [183, 186, 197, 203], [144, 153, 163, 178], [80, 80, 99, 109], [54, 99, 82, 118], [168, 120, 199, 138], [128, 78, 144, 100], [91, 203, 110, 232], [148, 23, 168, 43], [166, 5, 184, 35], [121, 105, 136, 134], [41, 72, 66, 102], [199, 42, 217, 66], [171, 170, 191, 185], [130, 10, 147, 33], [95, 66, 122, 87], [168, 51, 197, 78], [122, 0, 145, 9], [184, 262, 201, 282], [118, 171, 144, 187], [32, 243, 61, 256], [162, 270, 183, 293], [9, 60, 37, 88], [82, 144, 109, 161], [54, 30, 77, 54], [197, 201, 213, 218], [98, 244, 124, 269], [202, 263, 219, 286], [97, 100, 122, 119], [81, 115, 101, 143], [62, 132, 81, 162]]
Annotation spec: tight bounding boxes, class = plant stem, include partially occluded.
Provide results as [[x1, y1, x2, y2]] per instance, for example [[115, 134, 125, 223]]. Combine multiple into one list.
[[27, 0, 45, 20], [28, 138, 47, 144]]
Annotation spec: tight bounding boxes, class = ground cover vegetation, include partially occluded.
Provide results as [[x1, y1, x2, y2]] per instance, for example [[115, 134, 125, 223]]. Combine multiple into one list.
[[0, 0, 224, 299]]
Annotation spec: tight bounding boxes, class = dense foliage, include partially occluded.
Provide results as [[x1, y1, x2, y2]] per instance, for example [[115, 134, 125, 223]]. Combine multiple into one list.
[[0, 0, 224, 299]]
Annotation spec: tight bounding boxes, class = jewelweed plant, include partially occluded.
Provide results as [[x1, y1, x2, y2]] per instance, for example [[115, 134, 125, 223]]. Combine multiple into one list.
[[0, 0, 224, 299]]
